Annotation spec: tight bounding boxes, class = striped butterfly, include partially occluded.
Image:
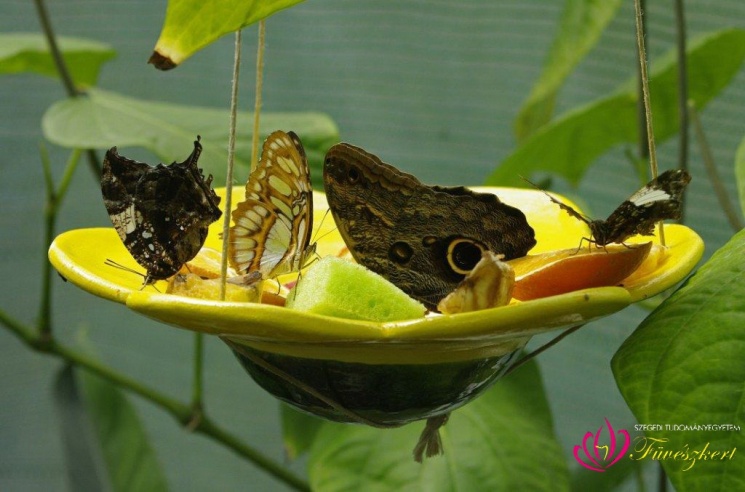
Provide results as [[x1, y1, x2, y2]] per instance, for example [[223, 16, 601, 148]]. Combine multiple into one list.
[[228, 130, 316, 279]]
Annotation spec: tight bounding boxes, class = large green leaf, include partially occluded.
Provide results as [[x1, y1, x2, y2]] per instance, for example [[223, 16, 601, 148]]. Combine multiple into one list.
[[41, 88, 339, 186], [150, 0, 305, 70], [53, 366, 168, 492], [488, 28, 745, 187], [612, 230, 745, 490], [0, 33, 115, 87], [514, 0, 623, 141], [307, 361, 569, 491], [570, 452, 643, 492], [735, 134, 745, 216]]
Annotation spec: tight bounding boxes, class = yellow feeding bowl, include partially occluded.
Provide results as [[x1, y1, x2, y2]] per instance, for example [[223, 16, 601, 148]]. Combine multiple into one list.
[[48, 187, 703, 425]]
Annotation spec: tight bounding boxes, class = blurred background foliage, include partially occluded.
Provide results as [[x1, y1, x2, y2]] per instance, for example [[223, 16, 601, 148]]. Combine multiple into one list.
[[1, 0, 744, 490]]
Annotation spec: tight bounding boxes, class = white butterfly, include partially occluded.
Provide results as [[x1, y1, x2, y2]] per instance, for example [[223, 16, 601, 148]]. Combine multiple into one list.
[[228, 131, 316, 279]]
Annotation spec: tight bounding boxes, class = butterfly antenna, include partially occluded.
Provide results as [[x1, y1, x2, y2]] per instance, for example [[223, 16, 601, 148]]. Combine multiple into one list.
[[104, 258, 145, 277], [310, 209, 333, 242], [311, 209, 340, 243], [520, 175, 592, 225], [520, 175, 562, 203], [104, 259, 160, 291]]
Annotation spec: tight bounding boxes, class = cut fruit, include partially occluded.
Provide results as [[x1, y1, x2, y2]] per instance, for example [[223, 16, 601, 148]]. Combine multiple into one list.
[[286, 256, 426, 322], [510, 242, 653, 301]]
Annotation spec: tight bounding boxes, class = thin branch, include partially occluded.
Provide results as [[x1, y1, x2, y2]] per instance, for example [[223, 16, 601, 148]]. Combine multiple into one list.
[[635, 0, 649, 164], [690, 104, 744, 232], [40, 143, 55, 202], [39, 146, 56, 339], [33, 0, 101, 178], [0, 309, 311, 492], [56, 148, 83, 204], [634, 0, 666, 245], [505, 324, 585, 377], [220, 30, 243, 300], [673, 0, 689, 222], [634, 0, 658, 177], [33, 0, 78, 97], [39, 148, 82, 339], [251, 20, 266, 172]]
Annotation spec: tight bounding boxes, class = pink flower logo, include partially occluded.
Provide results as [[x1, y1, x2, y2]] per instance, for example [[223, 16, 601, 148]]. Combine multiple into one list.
[[573, 418, 630, 472]]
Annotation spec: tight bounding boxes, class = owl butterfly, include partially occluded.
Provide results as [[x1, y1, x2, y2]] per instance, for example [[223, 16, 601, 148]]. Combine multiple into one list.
[[323, 143, 536, 310], [101, 137, 222, 285], [228, 130, 316, 280], [536, 169, 691, 248]]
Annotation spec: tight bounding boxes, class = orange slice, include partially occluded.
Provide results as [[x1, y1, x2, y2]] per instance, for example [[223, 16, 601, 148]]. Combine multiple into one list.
[[510, 242, 653, 301]]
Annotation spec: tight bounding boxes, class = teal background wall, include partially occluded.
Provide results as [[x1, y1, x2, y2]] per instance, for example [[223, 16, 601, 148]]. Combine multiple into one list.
[[1, 1, 744, 490]]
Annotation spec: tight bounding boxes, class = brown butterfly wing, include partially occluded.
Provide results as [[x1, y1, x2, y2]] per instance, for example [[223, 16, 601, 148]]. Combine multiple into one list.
[[323, 143, 535, 309], [229, 131, 313, 278]]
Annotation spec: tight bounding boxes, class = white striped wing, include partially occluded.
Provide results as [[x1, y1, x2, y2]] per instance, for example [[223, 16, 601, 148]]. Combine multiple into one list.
[[628, 186, 672, 207]]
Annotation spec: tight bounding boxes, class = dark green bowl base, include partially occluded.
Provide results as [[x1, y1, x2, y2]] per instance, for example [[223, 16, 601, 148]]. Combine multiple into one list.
[[227, 342, 520, 426]]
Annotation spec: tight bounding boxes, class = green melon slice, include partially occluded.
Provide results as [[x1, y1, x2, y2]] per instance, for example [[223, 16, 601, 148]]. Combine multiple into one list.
[[286, 256, 426, 322]]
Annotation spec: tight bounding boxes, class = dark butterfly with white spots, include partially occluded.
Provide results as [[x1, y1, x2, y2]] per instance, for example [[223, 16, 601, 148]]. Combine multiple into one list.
[[101, 137, 222, 285], [539, 169, 691, 247]]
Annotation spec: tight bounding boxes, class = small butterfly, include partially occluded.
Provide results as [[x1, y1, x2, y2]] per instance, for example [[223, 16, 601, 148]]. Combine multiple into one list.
[[101, 137, 222, 285], [228, 130, 316, 279], [536, 169, 691, 247]]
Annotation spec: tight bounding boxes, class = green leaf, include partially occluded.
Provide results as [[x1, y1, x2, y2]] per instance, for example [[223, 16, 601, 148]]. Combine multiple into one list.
[[307, 361, 569, 491], [487, 28, 745, 187], [41, 88, 339, 186], [514, 0, 623, 141], [281, 403, 324, 460], [612, 229, 745, 490], [735, 134, 745, 216], [570, 448, 644, 491], [53, 366, 109, 491], [150, 0, 305, 69], [0, 33, 115, 87], [54, 366, 168, 492]]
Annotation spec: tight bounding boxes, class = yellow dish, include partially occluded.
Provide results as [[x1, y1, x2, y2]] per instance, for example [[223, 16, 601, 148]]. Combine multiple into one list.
[[49, 187, 703, 424]]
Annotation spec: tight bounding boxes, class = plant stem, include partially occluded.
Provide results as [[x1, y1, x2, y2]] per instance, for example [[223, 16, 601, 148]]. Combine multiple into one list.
[[33, 0, 77, 97], [673, 0, 689, 221], [689, 104, 744, 231], [39, 148, 82, 339], [55, 148, 83, 201], [32, 0, 101, 178], [0, 309, 311, 492], [39, 146, 55, 339]]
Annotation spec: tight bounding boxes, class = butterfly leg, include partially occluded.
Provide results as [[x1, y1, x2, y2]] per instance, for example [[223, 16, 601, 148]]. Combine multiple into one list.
[[618, 241, 644, 250]]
